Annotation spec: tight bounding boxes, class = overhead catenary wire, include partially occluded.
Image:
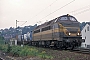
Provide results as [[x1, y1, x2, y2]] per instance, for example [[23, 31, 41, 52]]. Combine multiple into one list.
[[73, 7, 90, 16], [69, 4, 90, 14], [17, 21, 27, 26], [30, 0, 58, 19], [20, 21, 27, 26], [40, 0, 75, 21]]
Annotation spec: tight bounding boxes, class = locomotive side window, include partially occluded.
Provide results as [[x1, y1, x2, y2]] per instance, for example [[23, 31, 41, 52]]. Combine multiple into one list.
[[60, 17, 68, 20], [42, 26, 51, 31], [34, 29, 40, 33]]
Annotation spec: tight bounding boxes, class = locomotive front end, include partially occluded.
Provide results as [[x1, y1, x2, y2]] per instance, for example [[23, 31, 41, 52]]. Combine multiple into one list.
[[58, 14, 82, 49]]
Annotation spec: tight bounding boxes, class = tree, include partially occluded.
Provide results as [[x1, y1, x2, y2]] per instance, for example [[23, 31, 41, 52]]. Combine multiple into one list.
[[0, 36, 5, 44]]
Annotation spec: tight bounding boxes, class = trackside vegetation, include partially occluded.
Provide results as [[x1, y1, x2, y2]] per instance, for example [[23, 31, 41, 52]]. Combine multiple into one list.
[[0, 45, 53, 59], [0, 37, 90, 60], [0, 37, 53, 59]]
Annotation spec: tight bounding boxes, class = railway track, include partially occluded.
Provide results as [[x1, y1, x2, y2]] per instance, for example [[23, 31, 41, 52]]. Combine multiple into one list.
[[35, 46, 90, 55], [70, 48, 90, 55]]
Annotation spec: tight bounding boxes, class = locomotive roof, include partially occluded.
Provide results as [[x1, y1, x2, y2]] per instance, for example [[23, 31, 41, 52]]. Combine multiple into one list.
[[35, 19, 55, 29], [35, 14, 78, 30]]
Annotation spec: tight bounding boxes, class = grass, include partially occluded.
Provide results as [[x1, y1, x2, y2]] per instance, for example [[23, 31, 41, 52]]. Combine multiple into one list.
[[0, 44, 53, 59]]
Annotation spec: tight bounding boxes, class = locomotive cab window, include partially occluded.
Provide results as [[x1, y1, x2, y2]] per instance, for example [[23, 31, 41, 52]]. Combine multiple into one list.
[[69, 17, 77, 21], [60, 17, 68, 20]]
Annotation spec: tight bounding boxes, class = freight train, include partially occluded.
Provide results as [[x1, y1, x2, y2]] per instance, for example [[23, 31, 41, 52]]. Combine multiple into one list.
[[18, 14, 84, 50], [28, 14, 83, 50]]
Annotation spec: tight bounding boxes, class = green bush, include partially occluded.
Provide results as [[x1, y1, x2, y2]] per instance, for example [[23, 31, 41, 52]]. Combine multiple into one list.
[[10, 45, 23, 56], [0, 44, 8, 52], [38, 50, 53, 59], [19, 46, 38, 56]]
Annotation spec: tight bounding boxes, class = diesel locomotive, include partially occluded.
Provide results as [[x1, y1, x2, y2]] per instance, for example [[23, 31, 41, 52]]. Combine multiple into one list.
[[30, 14, 83, 50]]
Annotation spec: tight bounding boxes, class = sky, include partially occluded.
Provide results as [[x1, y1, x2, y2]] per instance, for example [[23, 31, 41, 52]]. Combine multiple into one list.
[[0, 0, 90, 29]]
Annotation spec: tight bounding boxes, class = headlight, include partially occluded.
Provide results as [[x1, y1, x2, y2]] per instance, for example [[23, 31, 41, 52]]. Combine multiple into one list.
[[77, 33, 80, 35], [69, 33, 71, 35]]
